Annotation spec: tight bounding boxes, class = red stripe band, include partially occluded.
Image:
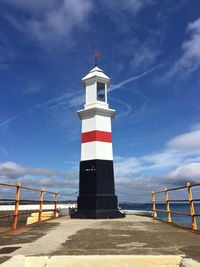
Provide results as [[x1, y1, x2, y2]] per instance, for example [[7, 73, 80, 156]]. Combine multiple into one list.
[[82, 130, 112, 143]]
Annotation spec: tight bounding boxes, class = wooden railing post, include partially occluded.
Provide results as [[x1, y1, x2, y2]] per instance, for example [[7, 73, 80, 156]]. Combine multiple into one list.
[[165, 188, 171, 223], [152, 191, 157, 218], [12, 182, 21, 230], [54, 193, 58, 218], [38, 189, 44, 222], [187, 182, 198, 230]]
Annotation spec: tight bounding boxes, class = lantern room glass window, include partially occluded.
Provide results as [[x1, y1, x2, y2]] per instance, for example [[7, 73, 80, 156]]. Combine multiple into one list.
[[97, 82, 105, 102]]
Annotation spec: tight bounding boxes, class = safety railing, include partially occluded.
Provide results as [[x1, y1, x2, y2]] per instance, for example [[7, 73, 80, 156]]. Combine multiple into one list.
[[152, 182, 200, 230], [0, 182, 59, 231]]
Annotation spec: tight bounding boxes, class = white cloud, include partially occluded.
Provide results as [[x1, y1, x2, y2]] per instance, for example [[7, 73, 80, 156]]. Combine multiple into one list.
[[110, 64, 161, 92], [103, 0, 154, 15], [1, 0, 58, 13], [2, 0, 156, 52], [23, 81, 42, 94], [130, 44, 159, 70], [167, 17, 200, 78], [190, 123, 200, 131], [0, 115, 18, 128], [114, 157, 200, 202], [110, 97, 132, 119], [114, 149, 183, 184], [26, 176, 78, 191], [39, 91, 76, 108], [0, 43, 16, 70], [115, 150, 186, 180], [142, 149, 182, 170], [27, 0, 93, 46], [114, 125, 200, 198], [167, 129, 200, 150], [4, 0, 94, 49], [0, 161, 77, 180], [0, 161, 25, 178], [122, 0, 153, 13], [0, 89, 83, 131], [114, 156, 142, 177], [0, 161, 78, 197], [168, 162, 200, 181]]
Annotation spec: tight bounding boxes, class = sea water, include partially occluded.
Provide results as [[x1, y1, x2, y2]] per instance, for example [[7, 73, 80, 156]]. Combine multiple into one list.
[[120, 203, 200, 229]]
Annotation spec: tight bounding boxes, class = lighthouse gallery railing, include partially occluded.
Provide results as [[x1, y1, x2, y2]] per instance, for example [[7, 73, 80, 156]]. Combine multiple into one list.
[[152, 182, 200, 231]]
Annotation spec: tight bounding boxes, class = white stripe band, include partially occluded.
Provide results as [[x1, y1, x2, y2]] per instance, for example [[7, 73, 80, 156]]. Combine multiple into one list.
[[82, 115, 112, 132], [81, 142, 113, 161]]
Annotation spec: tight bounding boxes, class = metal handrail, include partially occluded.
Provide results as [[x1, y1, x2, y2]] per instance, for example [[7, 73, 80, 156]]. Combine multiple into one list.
[[0, 181, 59, 231], [154, 183, 200, 194], [0, 182, 56, 194], [152, 182, 200, 230]]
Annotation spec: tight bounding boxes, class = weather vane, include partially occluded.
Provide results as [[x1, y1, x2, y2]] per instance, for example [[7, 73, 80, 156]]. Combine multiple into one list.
[[94, 49, 102, 66]]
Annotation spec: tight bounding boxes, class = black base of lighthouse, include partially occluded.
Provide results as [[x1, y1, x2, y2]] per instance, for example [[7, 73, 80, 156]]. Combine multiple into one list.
[[71, 159, 125, 219]]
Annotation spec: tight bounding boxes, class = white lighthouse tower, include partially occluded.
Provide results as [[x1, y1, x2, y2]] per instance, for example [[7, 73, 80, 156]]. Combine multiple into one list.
[[71, 66, 125, 219]]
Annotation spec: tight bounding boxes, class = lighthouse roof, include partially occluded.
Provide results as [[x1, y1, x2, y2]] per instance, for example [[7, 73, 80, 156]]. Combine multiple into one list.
[[82, 66, 110, 84]]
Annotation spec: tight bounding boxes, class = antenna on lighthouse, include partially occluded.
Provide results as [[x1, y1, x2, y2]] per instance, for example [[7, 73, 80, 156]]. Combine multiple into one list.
[[94, 49, 102, 66]]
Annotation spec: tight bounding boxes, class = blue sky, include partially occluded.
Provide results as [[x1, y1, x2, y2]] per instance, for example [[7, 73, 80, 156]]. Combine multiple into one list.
[[0, 0, 200, 202]]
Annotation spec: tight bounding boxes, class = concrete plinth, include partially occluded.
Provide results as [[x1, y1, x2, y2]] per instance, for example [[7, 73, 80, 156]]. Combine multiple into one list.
[[26, 211, 58, 225], [70, 209, 125, 219]]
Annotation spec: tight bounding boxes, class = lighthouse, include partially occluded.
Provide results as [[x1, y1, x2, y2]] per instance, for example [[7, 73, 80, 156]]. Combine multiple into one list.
[[71, 66, 125, 219]]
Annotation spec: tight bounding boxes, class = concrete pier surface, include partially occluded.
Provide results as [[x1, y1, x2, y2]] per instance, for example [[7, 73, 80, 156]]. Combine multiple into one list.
[[0, 215, 200, 266]]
